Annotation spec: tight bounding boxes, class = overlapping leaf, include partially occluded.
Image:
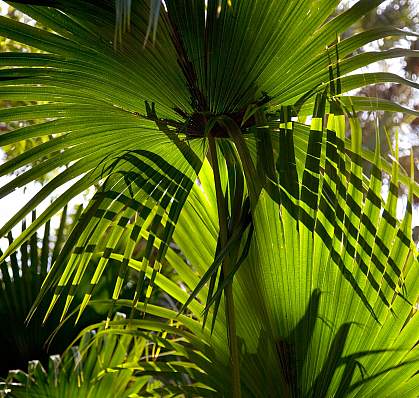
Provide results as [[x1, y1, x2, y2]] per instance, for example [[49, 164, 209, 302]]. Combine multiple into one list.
[[0, 1, 418, 396]]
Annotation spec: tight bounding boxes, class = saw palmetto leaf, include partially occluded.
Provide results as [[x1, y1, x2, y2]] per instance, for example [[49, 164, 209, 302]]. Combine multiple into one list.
[[0, 1, 418, 397], [170, 101, 418, 396], [0, 0, 416, 308], [0, 1, 207, 323], [106, 95, 418, 395]]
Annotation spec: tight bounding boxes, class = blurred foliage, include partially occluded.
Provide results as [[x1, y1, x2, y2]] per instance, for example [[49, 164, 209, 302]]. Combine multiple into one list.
[[342, 0, 419, 182]]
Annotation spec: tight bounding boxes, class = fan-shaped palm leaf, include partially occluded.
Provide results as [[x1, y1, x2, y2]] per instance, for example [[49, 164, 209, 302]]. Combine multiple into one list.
[[101, 98, 418, 396], [0, 1, 418, 397]]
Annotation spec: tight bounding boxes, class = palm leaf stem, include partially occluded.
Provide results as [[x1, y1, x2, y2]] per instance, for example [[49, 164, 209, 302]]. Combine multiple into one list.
[[207, 134, 241, 398]]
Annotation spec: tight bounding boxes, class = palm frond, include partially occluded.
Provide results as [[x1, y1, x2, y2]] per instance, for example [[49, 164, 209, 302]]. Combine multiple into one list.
[[171, 94, 418, 397], [1, 313, 153, 397], [0, 207, 104, 377], [0, 2, 418, 396]]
